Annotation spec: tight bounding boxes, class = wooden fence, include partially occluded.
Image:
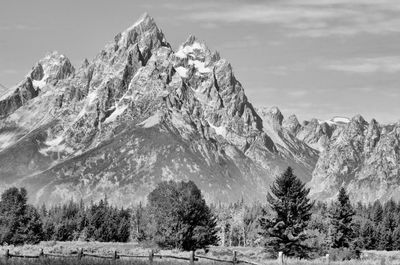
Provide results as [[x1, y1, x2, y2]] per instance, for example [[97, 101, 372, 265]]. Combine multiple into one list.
[[5, 249, 374, 265], [2, 249, 265, 265]]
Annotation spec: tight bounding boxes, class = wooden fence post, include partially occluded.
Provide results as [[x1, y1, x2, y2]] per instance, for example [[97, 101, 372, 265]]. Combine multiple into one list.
[[232, 251, 237, 265], [113, 250, 118, 260], [325, 254, 330, 264], [4, 249, 9, 260], [148, 249, 154, 265], [190, 251, 195, 265], [39, 248, 44, 259], [78, 248, 83, 260], [278, 251, 283, 265]]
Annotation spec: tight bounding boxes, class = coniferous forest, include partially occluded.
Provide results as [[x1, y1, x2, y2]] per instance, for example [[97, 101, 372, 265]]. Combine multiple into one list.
[[1, 168, 400, 260]]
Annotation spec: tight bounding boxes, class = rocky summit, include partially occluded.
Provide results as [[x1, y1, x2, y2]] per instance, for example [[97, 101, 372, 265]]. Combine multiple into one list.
[[0, 14, 398, 205]]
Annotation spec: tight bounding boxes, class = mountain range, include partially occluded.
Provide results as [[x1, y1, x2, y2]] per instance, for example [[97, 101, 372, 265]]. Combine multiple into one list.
[[0, 14, 399, 205]]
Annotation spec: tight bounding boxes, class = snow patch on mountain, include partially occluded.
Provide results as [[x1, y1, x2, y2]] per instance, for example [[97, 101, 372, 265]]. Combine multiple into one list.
[[139, 111, 163, 128], [189, 59, 211, 73], [104, 105, 128, 124], [209, 122, 228, 137], [175, 41, 204, 58], [319, 116, 350, 125], [175, 66, 188, 78], [39, 135, 73, 156]]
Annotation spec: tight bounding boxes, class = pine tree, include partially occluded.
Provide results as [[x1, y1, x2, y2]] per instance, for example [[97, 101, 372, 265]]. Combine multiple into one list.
[[259, 167, 314, 258], [0, 187, 43, 245], [329, 187, 355, 249], [359, 220, 376, 249], [372, 201, 383, 225], [392, 226, 400, 250], [147, 180, 218, 251]]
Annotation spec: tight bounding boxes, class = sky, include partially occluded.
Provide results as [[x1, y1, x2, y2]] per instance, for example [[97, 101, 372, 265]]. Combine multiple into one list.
[[0, 0, 399, 123]]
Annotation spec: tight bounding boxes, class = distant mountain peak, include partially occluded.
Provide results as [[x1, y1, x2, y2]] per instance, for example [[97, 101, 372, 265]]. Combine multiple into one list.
[[351, 114, 366, 124], [175, 35, 213, 59], [123, 12, 156, 33], [257, 106, 283, 126], [30, 51, 74, 89], [115, 12, 169, 51]]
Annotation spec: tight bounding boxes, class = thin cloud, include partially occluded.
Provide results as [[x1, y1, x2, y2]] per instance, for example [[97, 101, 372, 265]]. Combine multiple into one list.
[[0, 69, 18, 75], [324, 57, 400, 74], [176, 0, 400, 38], [0, 24, 40, 31], [286, 90, 309, 97], [216, 35, 262, 50], [181, 5, 348, 25]]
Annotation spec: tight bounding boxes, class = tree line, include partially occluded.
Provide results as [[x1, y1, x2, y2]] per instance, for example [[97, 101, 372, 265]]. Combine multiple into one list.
[[0, 181, 218, 251], [1, 168, 400, 260], [0, 188, 131, 244]]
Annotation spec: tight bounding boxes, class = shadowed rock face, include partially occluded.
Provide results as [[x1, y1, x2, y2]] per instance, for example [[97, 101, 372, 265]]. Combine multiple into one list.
[[0, 14, 317, 206]]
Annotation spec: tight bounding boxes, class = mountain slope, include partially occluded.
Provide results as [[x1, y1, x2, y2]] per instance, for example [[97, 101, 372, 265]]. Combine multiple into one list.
[[0, 14, 318, 205]]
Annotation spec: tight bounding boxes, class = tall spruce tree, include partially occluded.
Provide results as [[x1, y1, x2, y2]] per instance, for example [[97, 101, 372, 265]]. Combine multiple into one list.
[[329, 187, 355, 249], [259, 167, 314, 258]]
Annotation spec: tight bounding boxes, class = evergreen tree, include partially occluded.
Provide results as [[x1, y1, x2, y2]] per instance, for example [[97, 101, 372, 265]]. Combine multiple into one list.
[[392, 226, 400, 250], [329, 187, 355, 249], [372, 201, 383, 225], [21, 206, 44, 244], [359, 220, 376, 249], [147, 180, 219, 251], [0, 187, 43, 244], [259, 167, 314, 258]]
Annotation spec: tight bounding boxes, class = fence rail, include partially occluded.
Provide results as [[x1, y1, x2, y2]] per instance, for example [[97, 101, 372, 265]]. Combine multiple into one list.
[[2, 248, 266, 265], [0, 248, 393, 265]]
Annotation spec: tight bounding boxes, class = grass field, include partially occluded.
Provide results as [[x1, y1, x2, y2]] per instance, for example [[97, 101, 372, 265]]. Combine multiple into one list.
[[0, 242, 399, 265]]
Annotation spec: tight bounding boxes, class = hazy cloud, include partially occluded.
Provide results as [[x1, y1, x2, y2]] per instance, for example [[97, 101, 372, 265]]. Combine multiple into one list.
[[286, 90, 309, 97], [175, 0, 400, 38], [325, 57, 400, 74], [0, 69, 18, 75], [0, 24, 40, 31], [216, 35, 262, 50]]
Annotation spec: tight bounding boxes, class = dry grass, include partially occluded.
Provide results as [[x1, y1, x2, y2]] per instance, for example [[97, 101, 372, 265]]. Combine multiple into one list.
[[0, 242, 399, 265]]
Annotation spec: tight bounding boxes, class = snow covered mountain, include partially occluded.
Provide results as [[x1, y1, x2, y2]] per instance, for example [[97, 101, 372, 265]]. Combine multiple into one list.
[[0, 14, 318, 206], [1, 13, 398, 205]]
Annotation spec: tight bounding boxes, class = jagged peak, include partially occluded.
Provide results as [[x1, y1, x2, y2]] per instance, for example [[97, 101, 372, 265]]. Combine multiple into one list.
[[369, 118, 379, 126], [115, 12, 168, 49], [28, 51, 74, 89], [36, 51, 73, 70], [269, 106, 282, 116], [183, 35, 197, 46], [282, 114, 301, 134], [287, 114, 299, 120], [123, 12, 155, 33], [283, 114, 300, 126], [350, 114, 367, 125], [257, 106, 284, 126], [175, 35, 212, 58], [43, 50, 66, 60]]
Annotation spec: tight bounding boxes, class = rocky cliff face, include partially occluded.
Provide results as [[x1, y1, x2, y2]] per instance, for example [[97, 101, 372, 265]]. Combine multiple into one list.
[[0, 14, 318, 206], [309, 116, 400, 203]]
